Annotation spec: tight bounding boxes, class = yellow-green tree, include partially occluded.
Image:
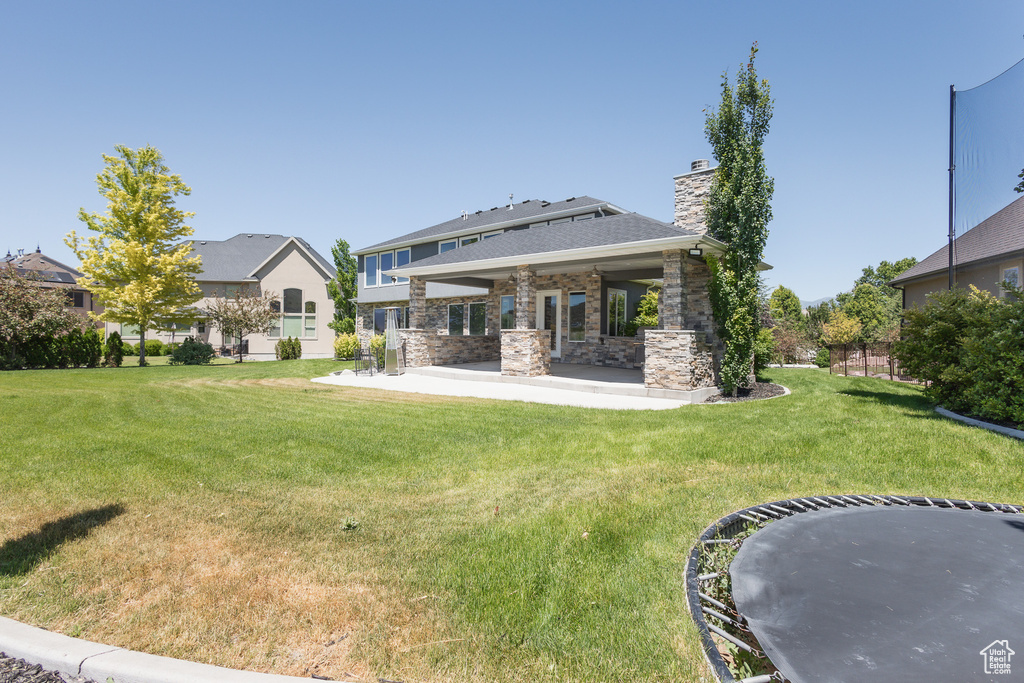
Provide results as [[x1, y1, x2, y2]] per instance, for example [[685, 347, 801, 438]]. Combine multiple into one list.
[[821, 310, 862, 345], [66, 145, 202, 366]]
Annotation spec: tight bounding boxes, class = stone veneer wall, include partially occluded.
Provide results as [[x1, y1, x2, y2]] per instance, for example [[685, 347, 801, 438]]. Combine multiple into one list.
[[433, 334, 500, 365], [674, 166, 715, 234], [501, 330, 550, 377], [357, 266, 719, 378], [643, 330, 716, 391]]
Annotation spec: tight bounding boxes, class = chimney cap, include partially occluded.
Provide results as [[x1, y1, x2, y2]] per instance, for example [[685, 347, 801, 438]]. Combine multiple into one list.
[[691, 159, 711, 172]]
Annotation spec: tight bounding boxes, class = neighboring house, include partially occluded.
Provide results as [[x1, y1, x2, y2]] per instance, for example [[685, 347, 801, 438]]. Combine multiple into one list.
[[112, 234, 336, 360], [353, 161, 770, 394], [2, 247, 104, 326], [890, 195, 1024, 307]]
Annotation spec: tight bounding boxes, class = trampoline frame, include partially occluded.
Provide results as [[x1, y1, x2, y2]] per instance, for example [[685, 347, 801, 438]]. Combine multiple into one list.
[[684, 494, 1024, 683]]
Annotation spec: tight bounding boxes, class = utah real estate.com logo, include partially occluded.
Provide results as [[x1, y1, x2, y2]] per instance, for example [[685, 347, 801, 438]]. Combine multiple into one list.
[[980, 640, 1014, 676]]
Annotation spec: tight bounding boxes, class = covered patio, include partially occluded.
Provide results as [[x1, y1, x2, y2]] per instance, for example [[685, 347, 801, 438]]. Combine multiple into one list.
[[384, 212, 765, 395]]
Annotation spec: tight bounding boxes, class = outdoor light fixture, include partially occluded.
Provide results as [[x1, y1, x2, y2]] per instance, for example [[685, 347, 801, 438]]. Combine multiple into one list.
[[688, 248, 703, 257], [507, 273, 515, 284], [391, 276, 397, 284]]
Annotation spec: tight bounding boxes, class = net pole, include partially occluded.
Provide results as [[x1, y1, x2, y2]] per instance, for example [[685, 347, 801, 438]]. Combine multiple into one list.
[[948, 84, 956, 290]]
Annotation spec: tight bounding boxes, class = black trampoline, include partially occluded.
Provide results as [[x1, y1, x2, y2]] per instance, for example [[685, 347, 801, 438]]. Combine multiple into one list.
[[685, 495, 1024, 683]]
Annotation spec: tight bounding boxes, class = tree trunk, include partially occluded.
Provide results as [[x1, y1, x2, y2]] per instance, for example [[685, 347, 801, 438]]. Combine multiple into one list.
[[237, 336, 243, 363], [139, 328, 147, 366]]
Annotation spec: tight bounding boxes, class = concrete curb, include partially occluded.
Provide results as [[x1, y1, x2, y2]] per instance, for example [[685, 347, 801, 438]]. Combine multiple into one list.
[[0, 617, 312, 683], [935, 406, 1024, 441]]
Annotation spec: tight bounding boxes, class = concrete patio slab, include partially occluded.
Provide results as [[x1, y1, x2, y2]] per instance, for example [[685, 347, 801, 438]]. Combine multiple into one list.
[[312, 362, 697, 410]]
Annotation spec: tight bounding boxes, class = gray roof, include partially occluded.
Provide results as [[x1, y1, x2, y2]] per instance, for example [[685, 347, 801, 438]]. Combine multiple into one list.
[[392, 213, 700, 271], [188, 234, 334, 281], [890, 195, 1024, 285], [359, 196, 618, 252]]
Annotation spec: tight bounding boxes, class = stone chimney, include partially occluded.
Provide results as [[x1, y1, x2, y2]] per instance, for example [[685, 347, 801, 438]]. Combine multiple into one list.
[[674, 160, 715, 234]]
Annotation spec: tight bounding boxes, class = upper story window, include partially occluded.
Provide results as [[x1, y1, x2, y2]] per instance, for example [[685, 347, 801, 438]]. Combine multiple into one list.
[[460, 235, 480, 246], [364, 248, 411, 287], [482, 230, 503, 239], [269, 288, 317, 339], [440, 240, 457, 253]]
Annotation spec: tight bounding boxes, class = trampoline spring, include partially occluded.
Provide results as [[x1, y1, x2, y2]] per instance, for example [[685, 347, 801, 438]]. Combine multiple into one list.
[[812, 497, 833, 507], [943, 498, 955, 508], [964, 500, 976, 510], [798, 498, 819, 509], [705, 622, 762, 657], [757, 507, 782, 518], [697, 572, 719, 581], [890, 495, 909, 505], [788, 499, 808, 511], [768, 504, 792, 515], [870, 494, 890, 505], [739, 514, 760, 524], [826, 496, 847, 506], [840, 495, 863, 506], [698, 591, 731, 613], [703, 538, 733, 545]]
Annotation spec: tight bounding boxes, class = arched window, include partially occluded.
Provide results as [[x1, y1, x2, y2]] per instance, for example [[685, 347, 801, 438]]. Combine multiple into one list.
[[270, 289, 318, 339]]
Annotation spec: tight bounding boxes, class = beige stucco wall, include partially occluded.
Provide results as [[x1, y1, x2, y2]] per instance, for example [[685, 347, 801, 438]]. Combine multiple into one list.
[[902, 256, 1024, 309]]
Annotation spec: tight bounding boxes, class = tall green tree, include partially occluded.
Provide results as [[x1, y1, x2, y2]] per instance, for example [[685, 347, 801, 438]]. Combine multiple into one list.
[[704, 43, 774, 394], [326, 238, 357, 334], [768, 285, 802, 325], [66, 145, 202, 366]]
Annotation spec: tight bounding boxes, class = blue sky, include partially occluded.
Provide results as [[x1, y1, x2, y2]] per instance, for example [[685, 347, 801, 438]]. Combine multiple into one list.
[[2, 1, 1023, 302]]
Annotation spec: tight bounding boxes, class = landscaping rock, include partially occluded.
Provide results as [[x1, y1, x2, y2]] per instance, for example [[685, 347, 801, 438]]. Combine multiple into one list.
[[704, 381, 785, 403], [0, 654, 96, 683]]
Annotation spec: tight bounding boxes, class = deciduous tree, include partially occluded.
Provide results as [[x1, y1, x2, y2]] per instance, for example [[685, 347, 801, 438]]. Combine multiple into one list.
[[0, 268, 82, 367], [326, 238, 357, 334], [704, 43, 774, 394], [66, 145, 202, 366], [768, 285, 802, 326], [202, 288, 279, 363]]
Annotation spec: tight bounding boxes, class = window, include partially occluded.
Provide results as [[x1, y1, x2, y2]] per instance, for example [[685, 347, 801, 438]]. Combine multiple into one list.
[[365, 254, 377, 287], [482, 230, 503, 239], [448, 304, 465, 336], [272, 289, 316, 338], [395, 248, 410, 284], [380, 251, 394, 284], [500, 295, 515, 329], [403, 307, 410, 328], [1003, 267, 1020, 290], [197, 321, 206, 334], [469, 302, 486, 335], [568, 292, 586, 342], [440, 239, 457, 253], [120, 323, 140, 337], [373, 308, 387, 335], [460, 235, 479, 247], [67, 291, 85, 308], [608, 289, 627, 336]]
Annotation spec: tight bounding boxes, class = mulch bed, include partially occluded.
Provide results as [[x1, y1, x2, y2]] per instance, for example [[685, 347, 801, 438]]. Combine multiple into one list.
[[0, 654, 95, 683], [705, 381, 786, 403]]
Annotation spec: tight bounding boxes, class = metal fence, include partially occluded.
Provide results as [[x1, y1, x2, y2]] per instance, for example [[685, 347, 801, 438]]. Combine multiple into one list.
[[827, 342, 918, 382]]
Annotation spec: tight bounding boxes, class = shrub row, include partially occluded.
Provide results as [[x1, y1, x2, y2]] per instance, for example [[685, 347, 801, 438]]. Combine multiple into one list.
[[0, 328, 104, 370], [894, 286, 1024, 426]]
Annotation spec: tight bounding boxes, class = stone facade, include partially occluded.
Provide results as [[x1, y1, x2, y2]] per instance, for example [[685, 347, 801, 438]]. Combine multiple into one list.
[[501, 329, 550, 377], [674, 165, 715, 234], [660, 249, 685, 330], [433, 334, 500, 365], [643, 329, 716, 391]]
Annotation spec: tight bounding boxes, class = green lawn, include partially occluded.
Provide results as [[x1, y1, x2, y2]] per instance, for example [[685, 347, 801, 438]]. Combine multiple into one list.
[[0, 362, 1020, 682]]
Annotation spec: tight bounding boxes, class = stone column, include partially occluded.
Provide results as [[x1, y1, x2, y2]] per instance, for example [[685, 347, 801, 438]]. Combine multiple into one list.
[[408, 276, 426, 329], [674, 163, 715, 234], [515, 265, 535, 329], [501, 329, 551, 376], [587, 270, 602, 339], [660, 249, 686, 330]]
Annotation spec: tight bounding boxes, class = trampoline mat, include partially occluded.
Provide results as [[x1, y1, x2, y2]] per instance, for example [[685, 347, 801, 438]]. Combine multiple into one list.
[[730, 505, 1024, 682]]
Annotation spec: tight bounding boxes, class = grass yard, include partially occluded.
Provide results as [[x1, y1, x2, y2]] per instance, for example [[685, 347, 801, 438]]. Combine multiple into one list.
[[0, 362, 1021, 682]]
